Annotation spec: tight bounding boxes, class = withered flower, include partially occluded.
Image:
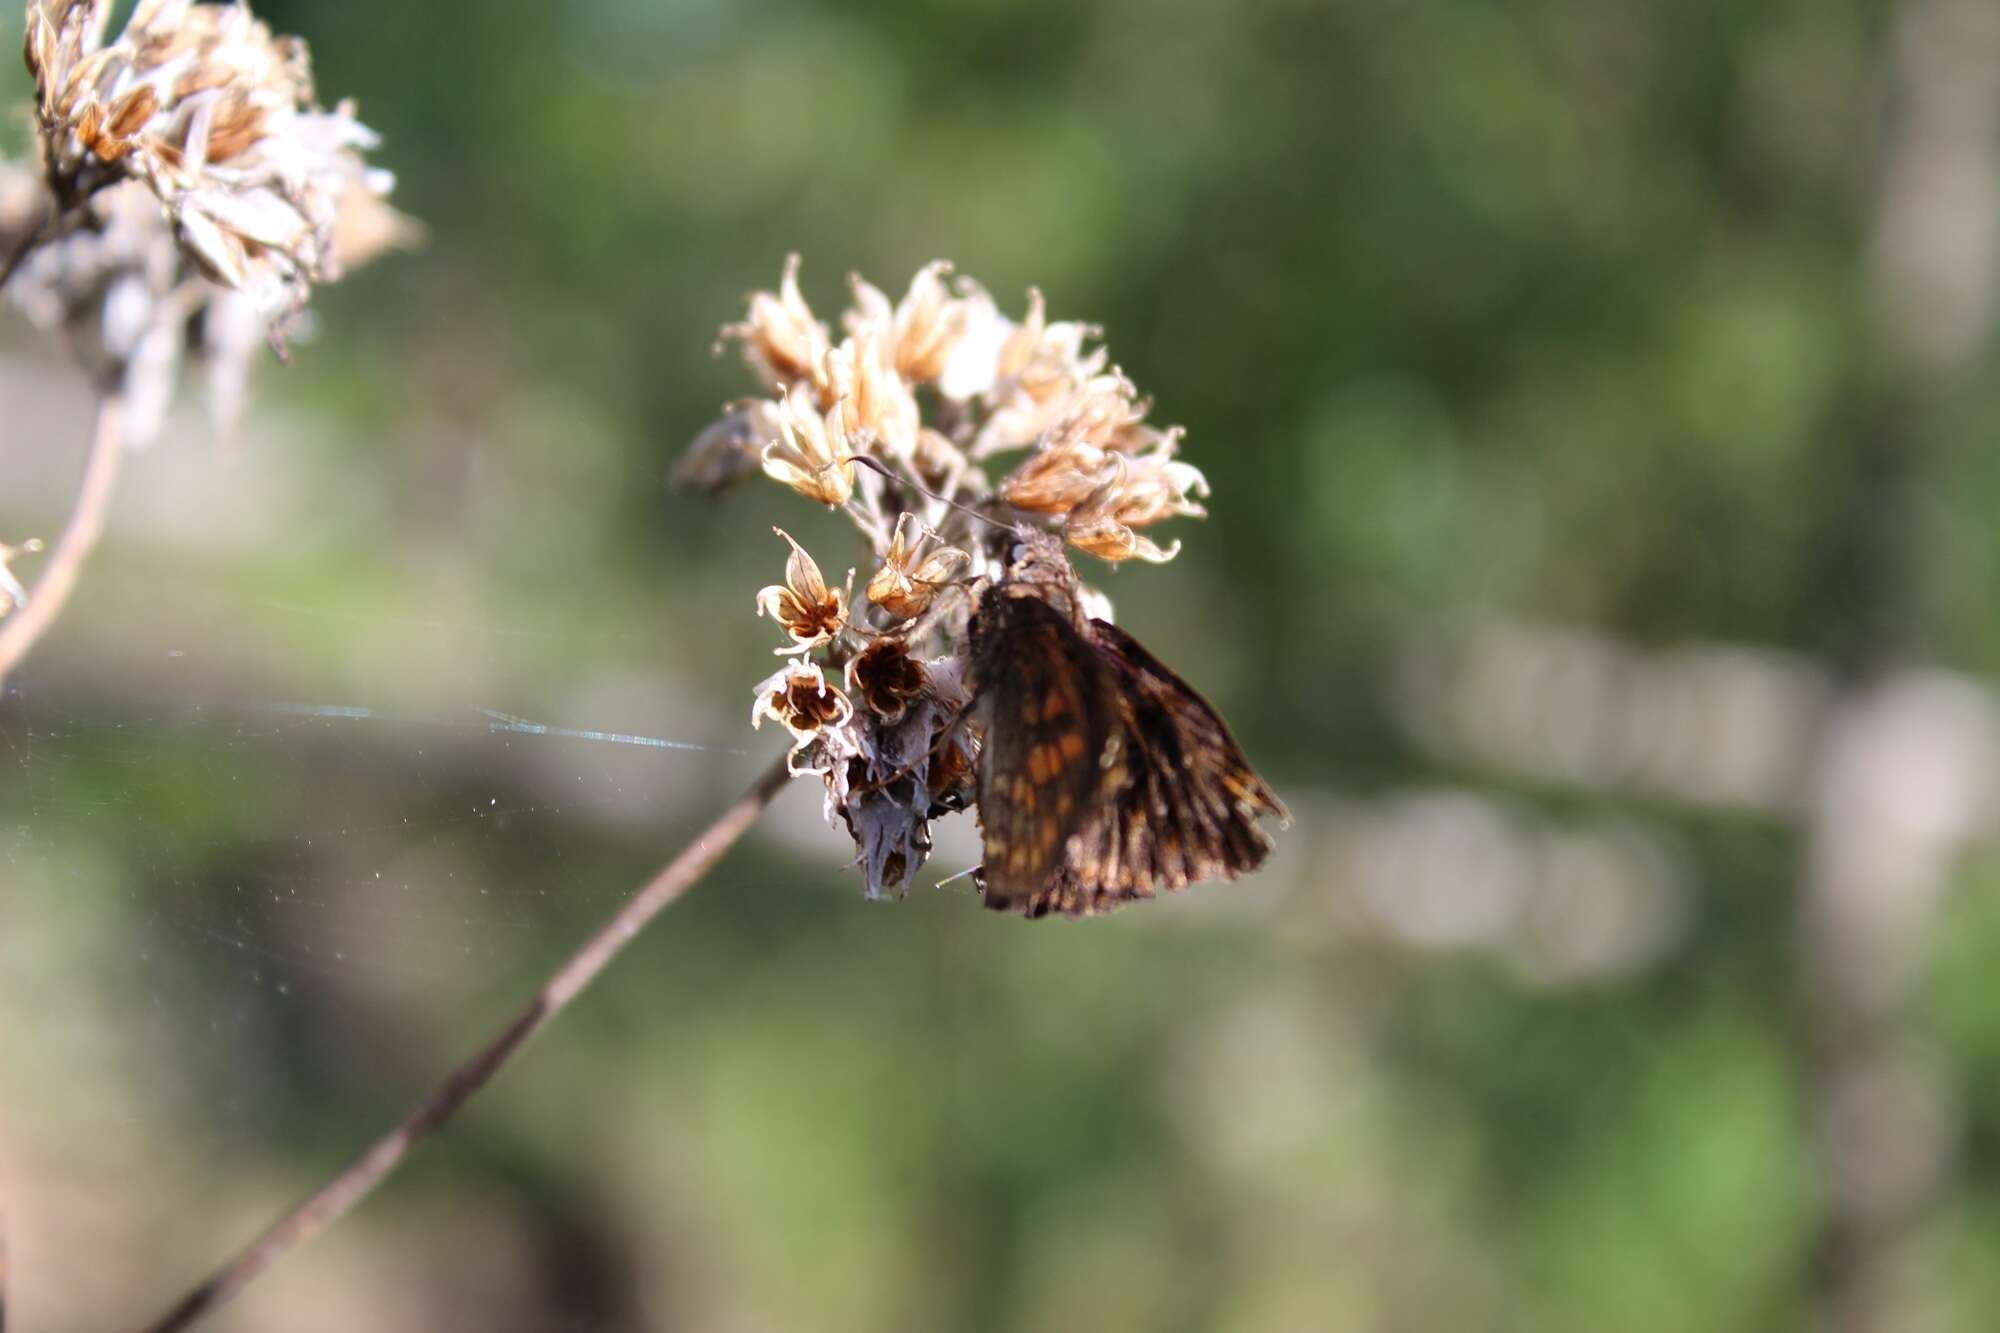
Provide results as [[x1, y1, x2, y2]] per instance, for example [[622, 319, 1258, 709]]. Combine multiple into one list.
[[25, 0, 405, 327], [690, 258, 1271, 906], [761, 382, 858, 507], [1, 538, 47, 612], [721, 253, 830, 393], [1061, 450, 1208, 564], [824, 325, 919, 460], [998, 443, 1110, 515], [866, 512, 968, 620], [756, 528, 848, 654], [672, 399, 787, 496], [7, 2, 410, 448], [845, 638, 930, 725], [847, 260, 966, 385], [750, 659, 855, 763], [1042, 371, 1152, 453], [971, 287, 1107, 456]]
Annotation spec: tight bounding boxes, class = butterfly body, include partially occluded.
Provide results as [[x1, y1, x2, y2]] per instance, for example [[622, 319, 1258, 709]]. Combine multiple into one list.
[[969, 533, 1286, 917]]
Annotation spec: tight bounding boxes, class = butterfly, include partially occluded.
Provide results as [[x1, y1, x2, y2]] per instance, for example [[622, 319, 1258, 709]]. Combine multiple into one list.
[[967, 531, 1287, 917]]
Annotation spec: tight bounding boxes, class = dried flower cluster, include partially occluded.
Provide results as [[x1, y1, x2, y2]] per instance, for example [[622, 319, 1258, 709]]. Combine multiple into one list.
[[682, 258, 1214, 898], [3, 0, 413, 447]]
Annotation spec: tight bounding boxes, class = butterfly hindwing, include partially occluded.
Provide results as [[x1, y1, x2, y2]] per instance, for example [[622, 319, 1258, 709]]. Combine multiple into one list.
[[1015, 620, 1288, 918], [972, 592, 1124, 910]]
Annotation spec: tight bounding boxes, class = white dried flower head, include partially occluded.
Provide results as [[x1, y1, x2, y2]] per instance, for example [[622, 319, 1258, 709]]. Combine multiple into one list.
[[0, 537, 47, 612], [720, 252, 830, 393], [755, 527, 849, 654], [688, 258, 1241, 901], [25, 0, 408, 331], [760, 381, 860, 507]]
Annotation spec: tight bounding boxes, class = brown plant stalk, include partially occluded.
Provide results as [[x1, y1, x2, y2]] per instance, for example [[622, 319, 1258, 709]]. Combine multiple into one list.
[[0, 393, 125, 684], [136, 754, 795, 1333]]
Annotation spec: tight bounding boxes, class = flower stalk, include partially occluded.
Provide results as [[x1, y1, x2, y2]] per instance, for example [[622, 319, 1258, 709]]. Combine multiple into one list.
[[135, 755, 795, 1333], [0, 394, 124, 684]]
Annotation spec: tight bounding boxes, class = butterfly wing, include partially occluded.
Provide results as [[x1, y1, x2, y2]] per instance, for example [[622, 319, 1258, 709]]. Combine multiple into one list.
[[972, 592, 1125, 911], [1018, 620, 1288, 918]]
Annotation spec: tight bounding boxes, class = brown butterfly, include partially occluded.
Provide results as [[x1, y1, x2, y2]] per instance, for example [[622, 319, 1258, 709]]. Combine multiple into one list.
[[968, 531, 1287, 917]]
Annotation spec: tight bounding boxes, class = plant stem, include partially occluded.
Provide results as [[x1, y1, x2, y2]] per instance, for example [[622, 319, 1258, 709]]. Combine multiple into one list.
[[0, 204, 49, 292], [0, 394, 126, 685], [136, 754, 795, 1333]]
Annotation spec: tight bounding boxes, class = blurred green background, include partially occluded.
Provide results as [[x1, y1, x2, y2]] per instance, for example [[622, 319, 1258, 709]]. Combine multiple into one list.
[[8, 0, 2000, 1329]]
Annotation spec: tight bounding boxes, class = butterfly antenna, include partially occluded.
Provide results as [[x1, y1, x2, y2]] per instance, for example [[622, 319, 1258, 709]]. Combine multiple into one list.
[[850, 456, 1016, 534]]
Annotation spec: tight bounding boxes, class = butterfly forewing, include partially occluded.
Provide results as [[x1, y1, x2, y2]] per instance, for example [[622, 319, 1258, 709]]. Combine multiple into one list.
[[969, 531, 1285, 918], [972, 592, 1123, 908]]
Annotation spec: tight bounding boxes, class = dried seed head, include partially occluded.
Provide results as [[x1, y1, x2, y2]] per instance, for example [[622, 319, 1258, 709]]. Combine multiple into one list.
[[690, 258, 1235, 900], [866, 512, 969, 620], [760, 382, 859, 507], [673, 399, 786, 496], [750, 659, 855, 765], [847, 260, 967, 385], [755, 528, 849, 654], [845, 638, 930, 725], [998, 443, 1110, 514], [1060, 450, 1209, 564], [26, 0, 409, 331], [721, 253, 830, 393], [824, 325, 919, 461]]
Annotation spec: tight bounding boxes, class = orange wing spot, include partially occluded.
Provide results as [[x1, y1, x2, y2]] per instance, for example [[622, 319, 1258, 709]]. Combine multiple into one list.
[[1057, 792, 1074, 817], [1029, 744, 1064, 784], [1058, 731, 1088, 761], [1021, 698, 1041, 725], [1041, 688, 1071, 719], [1013, 775, 1037, 810]]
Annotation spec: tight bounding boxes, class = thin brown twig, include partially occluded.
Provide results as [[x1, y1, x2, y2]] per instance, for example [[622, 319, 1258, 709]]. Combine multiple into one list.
[[137, 753, 795, 1333], [0, 203, 50, 292], [0, 394, 126, 685]]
